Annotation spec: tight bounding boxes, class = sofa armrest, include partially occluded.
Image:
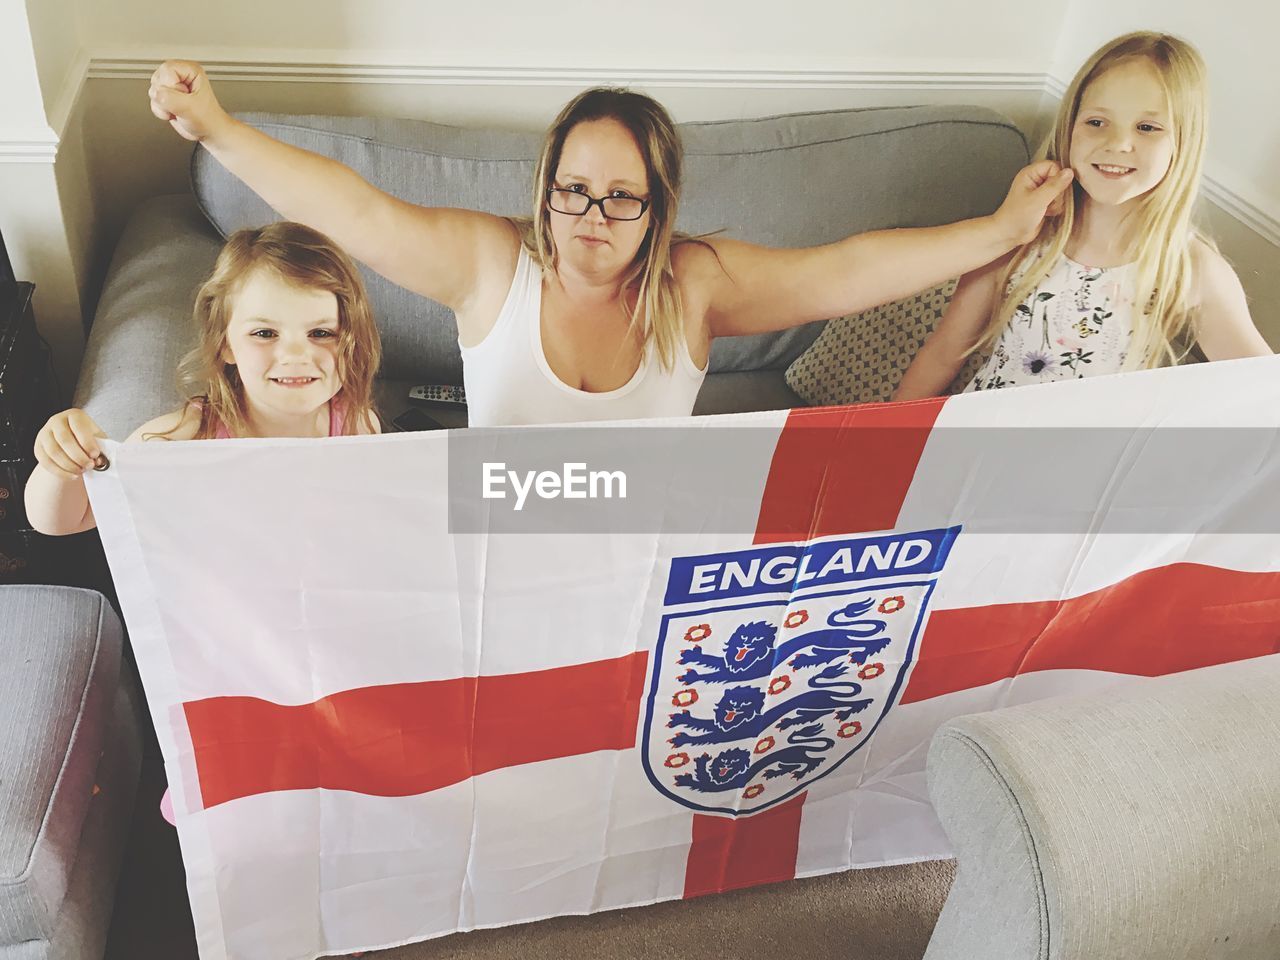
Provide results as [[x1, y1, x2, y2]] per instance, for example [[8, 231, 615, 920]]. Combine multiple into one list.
[[923, 654, 1280, 960], [74, 194, 223, 439]]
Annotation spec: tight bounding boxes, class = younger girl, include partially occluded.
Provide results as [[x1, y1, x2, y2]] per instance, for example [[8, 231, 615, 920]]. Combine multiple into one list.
[[25, 221, 382, 536], [894, 31, 1271, 399]]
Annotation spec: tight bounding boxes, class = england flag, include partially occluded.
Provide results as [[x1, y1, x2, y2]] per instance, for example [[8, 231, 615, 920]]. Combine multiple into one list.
[[88, 355, 1280, 960]]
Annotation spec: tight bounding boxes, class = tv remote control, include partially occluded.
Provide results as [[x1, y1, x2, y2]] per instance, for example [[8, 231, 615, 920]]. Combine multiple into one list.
[[408, 384, 467, 405]]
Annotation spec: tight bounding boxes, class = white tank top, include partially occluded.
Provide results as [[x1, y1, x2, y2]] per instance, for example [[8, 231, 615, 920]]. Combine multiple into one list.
[[460, 246, 707, 426]]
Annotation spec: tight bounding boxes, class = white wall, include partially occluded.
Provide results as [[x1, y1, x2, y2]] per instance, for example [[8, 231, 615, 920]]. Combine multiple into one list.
[[22, 0, 83, 127], [83, 0, 1061, 75], [0, 0, 54, 140]]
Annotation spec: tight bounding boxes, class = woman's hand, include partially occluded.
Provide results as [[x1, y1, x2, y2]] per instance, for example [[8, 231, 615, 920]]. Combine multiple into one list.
[[992, 160, 1075, 247], [33, 409, 108, 480], [149, 60, 232, 143]]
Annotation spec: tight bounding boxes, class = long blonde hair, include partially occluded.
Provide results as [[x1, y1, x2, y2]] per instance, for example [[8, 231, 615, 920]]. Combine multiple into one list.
[[981, 32, 1210, 368], [513, 87, 690, 371], [177, 222, 381, 438]]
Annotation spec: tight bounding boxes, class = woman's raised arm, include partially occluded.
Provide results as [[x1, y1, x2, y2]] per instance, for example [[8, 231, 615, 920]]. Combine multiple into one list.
[[700, 161, 1073, 339], [149, 60, 514, 313]]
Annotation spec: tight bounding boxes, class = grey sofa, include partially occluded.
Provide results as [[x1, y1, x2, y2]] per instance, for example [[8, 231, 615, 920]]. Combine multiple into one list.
[[924, 654, 1280, 960], [0, 586, 142, 960]]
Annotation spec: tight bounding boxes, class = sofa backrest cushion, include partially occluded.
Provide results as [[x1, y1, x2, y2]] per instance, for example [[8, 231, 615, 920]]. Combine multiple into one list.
[[192, 106, 1028, 382]]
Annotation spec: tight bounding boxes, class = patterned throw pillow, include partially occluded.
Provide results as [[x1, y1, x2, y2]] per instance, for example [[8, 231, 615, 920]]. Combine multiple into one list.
[[784, 280, 987, 405]]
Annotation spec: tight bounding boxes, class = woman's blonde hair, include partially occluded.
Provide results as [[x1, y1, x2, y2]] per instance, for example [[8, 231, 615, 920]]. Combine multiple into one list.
[[177, 222, 381, 438], [981, 31, 1210, 368], [513, 87, 690, 371]]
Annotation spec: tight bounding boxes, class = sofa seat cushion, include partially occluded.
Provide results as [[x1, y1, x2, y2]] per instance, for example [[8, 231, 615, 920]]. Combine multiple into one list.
[[0, 587, 123, 944]]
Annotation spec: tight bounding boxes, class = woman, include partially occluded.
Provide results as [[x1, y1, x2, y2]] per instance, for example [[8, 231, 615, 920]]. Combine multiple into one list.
[[150, 62, 1073, 425]]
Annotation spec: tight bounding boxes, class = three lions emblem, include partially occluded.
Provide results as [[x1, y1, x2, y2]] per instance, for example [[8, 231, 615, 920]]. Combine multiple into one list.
[[644, 529, 955, 815]]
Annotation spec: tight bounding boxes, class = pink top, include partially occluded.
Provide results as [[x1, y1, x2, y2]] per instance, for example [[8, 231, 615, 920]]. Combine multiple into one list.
[[206, 399, 347, 438]]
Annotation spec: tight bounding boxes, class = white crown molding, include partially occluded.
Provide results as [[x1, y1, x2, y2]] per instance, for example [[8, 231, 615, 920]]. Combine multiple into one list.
[[88, 58, 1049, 90], [0, 47, 88, 163], [1202, 178, 1280, 249], [0, 126, 60, 163]]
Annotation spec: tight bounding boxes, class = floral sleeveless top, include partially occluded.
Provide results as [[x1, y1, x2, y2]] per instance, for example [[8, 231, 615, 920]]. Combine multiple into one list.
[[965, 249, 1137, 392]]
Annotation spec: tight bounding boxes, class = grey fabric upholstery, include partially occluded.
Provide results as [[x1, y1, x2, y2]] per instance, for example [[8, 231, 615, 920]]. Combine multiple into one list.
[[691, 370, 803, 416], [74, 195, 222, 439], [924, 654, 1280, 960], [0, 586, 142, 958], [0, 685, 142, 960], [191, 106, 1029, 381]]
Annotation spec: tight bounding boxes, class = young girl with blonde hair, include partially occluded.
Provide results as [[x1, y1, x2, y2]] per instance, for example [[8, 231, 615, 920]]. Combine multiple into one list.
[[895, 31, 1270, 399], [25, 221, 382, 536]]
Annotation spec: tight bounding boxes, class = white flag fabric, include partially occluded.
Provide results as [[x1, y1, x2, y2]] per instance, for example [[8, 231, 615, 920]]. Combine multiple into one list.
[[88, 355, 1280, 960]]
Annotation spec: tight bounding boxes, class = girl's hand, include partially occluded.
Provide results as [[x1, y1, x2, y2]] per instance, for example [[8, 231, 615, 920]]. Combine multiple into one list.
[[993, 160, 1075, 247], [34, 409, 108, 481], [149, 60, 231, 143]]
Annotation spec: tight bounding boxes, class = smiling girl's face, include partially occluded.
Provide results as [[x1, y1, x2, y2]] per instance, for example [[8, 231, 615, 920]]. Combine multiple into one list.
[[221, 268, 343, 420], [1069, 58, 1176, 210]]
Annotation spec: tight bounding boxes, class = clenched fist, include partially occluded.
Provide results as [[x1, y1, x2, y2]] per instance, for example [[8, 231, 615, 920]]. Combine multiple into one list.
[[149, 60, 230, 143]]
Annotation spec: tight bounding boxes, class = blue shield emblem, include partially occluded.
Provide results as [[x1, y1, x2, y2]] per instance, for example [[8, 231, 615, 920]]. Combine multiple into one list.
[[643, 529, 956, 815]]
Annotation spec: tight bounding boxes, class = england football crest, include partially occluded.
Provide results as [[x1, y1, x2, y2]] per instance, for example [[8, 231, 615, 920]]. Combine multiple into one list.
[[643, 527, 959, 815]]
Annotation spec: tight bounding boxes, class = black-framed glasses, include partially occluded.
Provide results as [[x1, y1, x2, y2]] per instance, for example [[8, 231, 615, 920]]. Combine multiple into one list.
[[546, 187, 650, 222]]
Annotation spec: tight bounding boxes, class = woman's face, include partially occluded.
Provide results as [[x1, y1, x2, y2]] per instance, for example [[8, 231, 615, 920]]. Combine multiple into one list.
[[548, 117, 653, 280]]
